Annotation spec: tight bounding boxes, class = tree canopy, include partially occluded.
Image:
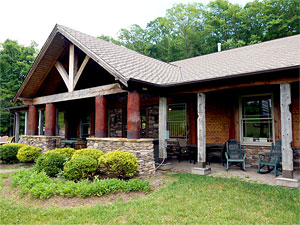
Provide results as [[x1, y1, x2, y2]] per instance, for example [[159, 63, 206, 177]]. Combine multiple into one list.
[[0, 40, 38, 136], [100, 0, 300, 62]]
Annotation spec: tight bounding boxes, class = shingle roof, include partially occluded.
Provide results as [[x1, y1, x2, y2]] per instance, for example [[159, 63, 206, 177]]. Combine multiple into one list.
[[57, 25, 185, 85], [59, 25, 299, 86], [172, 34, 300, 84]]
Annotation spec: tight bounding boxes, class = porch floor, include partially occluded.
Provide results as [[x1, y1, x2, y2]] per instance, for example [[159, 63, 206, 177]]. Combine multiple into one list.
[[158, 159, 300, 186]]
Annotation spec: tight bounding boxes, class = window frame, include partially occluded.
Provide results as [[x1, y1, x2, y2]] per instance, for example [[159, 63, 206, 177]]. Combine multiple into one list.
[[239, 93, 275, 146]]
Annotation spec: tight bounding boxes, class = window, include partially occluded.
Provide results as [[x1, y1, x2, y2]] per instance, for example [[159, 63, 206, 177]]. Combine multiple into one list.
[[81, 113, 90, 138], [240, 95, 274, 144], [167, 104, 186, 138], [57, 111, 65, 136]]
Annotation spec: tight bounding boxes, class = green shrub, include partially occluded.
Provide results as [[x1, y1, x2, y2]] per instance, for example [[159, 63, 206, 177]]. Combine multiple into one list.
[[46, 148, 75, 160], [72, 148, 104, 161], [35, 153, 67, 177], [17, 146, 42, 163], [0, 145, 19, 163], [98, 150, 139, 178], [63, 156, 98, 181], [2, 143, 27, 149]]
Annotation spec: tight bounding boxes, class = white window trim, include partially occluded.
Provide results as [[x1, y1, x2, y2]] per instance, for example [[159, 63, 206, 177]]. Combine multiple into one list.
[[239, 93, 275, 146]]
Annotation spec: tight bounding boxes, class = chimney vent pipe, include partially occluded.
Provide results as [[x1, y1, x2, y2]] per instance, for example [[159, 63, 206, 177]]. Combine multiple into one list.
[[217, 43, 221, 52]]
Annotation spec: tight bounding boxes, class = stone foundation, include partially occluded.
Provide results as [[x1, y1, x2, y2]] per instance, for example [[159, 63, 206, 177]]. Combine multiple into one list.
[[22, 135, 64, 153], [87, 138, 156, 176]]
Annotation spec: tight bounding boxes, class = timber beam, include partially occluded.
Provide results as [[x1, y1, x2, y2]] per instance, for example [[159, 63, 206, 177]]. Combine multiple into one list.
[[19, 83, 126, 105], [55, 44, 90, 92]]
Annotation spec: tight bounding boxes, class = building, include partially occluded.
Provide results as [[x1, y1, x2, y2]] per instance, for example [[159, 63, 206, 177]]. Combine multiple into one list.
[[11, 25, 300, 185]]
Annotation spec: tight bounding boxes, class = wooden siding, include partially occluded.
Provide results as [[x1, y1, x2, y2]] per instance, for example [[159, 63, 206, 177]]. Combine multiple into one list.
[[291, 83, 300, 147]]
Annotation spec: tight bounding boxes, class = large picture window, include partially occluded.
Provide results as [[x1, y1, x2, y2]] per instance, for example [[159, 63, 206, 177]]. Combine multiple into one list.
[[240, 95, 273, 144], [167, 104, 186, 138]]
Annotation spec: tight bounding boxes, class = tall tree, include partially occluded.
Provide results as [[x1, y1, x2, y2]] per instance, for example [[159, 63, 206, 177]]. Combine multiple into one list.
[[0, 40, 37, 136]]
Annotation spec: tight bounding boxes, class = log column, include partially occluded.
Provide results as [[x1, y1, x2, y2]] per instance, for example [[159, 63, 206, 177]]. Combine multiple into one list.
[[14, 112, 20, 142], [45, 104, 56, 136], [95, 96, 107, 137], [127, 91, 141, 139], [28, 105, 38, 135], [280, 83, 294, 178], [159, 97, 168, 158]]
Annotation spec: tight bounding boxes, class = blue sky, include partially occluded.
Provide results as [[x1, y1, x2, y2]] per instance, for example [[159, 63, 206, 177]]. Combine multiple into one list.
[[0, 0, 253, 48]]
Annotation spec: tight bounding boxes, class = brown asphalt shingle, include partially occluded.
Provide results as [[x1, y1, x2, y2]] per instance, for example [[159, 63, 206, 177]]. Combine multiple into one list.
[[59, 25, 300, 86]]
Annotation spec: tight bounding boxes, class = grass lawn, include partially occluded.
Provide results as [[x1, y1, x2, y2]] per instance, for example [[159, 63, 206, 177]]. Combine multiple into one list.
[[0, 172, 299, 224]]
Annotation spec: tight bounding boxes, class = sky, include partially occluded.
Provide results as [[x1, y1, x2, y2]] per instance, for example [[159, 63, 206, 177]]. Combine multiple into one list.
[[0, 0, 253, 48]]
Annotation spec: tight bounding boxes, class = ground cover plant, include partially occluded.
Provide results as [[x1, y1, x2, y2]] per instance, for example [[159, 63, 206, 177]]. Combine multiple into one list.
[[0, 173, 299, 224], [10, 168, 151, 199]]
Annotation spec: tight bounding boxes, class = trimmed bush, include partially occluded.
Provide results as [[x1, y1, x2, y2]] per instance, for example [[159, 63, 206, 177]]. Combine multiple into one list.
[[2, 143, 27, 149], [46, 148, 75, 160], [72, 148, 104, 161], [63, 156, 98, 181], [98, 150, 139, 178], [17, 146, 42, 162], [35, 153, 67, 177], [0, 145, 19, 163]]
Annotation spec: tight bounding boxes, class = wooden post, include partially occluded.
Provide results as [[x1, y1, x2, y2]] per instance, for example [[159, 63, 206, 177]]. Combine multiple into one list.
[[159, 97, 168, 158], [45, 104, 56, 136], [24, 111, 28, 135], [280, 83, 294, 178], [28, 105, 38, 135], [127, 91, 141, 139], [38, 110, 44, 135], [197, 93, 206, 168], [90, 111, 95, 137], [69, 44, 74, 92], [95, 96, 107, 137], [15, 112, 20, 142]]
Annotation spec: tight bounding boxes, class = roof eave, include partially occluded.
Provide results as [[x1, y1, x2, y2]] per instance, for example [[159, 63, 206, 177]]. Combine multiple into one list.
[[13, 24, 60, 103]]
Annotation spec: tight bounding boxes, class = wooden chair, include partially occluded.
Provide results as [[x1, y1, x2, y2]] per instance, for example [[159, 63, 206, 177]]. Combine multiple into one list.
[[176, 139, 191, 163], [257, 140, 281, 176], [0, 136, 9, 144], [74, 139, 87, 150], [225, 139, 246, 171]]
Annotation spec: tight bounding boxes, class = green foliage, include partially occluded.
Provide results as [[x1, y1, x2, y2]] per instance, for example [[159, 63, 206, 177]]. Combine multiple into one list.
[[0, 40, 38, 136], [63, 156, 98, 181], [109, 0, 300, 62], [35, 153, 67, 177], [99, 150, 139, 178], [45, 148, 75, 160], [72, 148, 104, 161], [16, 146, 42, 162], [0, 145, 19, 163], [2, 143, 27, 149], [11, 169, 151, 199]]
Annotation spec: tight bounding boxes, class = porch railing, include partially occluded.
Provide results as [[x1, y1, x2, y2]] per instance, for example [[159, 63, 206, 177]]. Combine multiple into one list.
[[167, 121, 186, 138]]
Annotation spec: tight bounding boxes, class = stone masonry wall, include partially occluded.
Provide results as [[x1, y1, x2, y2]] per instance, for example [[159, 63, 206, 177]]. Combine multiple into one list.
[[22, 135, 64, 153], [109, 108, 123, 137], [87, 138, 155, 176], [242, 145, 300, 169]]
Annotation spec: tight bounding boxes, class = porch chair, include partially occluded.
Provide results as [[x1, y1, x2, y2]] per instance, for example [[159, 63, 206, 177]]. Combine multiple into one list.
[[176, 139, 191, 163], [257, 140, 281, 176], [0, 136, 9, 144], [225, 139, 246, 171], [74, 139, 87, 150]]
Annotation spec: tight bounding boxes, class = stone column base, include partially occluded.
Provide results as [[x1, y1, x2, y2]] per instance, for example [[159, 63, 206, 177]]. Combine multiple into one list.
[[191, 167, 211, 175], [276, 177, 300, 188]]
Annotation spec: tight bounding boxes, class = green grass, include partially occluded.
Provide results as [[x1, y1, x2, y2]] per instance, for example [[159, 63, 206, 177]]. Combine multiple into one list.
[[0, 173, 299, 224]]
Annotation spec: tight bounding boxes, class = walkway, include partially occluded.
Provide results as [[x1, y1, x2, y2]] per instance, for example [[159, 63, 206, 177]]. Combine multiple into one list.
[[158, 160, 300, 186]]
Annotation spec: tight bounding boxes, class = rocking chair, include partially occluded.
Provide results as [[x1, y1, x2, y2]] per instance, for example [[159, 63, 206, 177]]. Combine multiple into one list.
[[257, 140, 282, 176], [225, 139, 246, 171]]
